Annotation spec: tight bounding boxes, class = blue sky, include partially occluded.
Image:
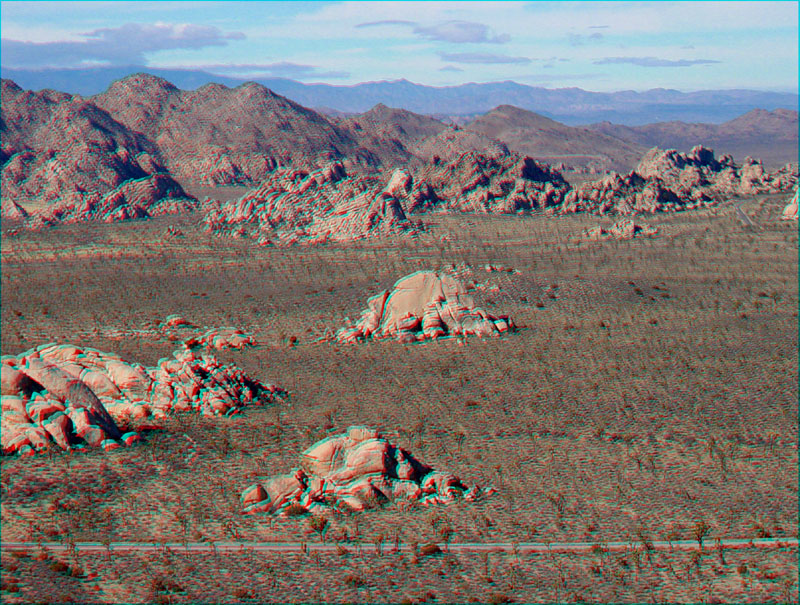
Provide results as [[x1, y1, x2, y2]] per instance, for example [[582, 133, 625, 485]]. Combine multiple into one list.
[[1, 1, 797, 92]]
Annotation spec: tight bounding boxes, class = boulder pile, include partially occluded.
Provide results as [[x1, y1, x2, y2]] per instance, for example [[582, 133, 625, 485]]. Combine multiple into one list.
[[336, 270, 514, 344], [242, 425, 493, 515], [583, 218, 658, 240], [782, 189, 798, 221], [1, 343, 284, 455], [561, 146, 798, 215], [203, 163, 420, 245], [159, 315, 257, 350], [23, 174, 197, 230], [405, 153, 571, 214]]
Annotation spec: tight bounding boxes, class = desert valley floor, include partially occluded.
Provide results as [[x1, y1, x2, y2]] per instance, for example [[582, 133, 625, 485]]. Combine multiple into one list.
[[0, 190, 797, 603]]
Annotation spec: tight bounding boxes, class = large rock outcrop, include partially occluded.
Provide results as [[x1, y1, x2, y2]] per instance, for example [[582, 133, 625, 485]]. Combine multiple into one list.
[[561, 146, 798, 215], [335, 270, 514, 344], [406, 152, 571, 213], [241, 426, 493, 515], [23, 173, 196, 229], [1, 343, 284, 455], [203, 163, 421, 245], [783, 189, 799, 221]]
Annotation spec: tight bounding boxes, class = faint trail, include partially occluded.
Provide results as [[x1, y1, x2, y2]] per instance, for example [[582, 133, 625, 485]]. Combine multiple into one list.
[[735, 204, 758, 228], [1, 537, 795, 555]]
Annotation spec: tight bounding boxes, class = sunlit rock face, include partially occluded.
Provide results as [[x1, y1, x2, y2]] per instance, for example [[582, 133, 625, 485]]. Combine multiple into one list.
[[335, 270, 515, 344]]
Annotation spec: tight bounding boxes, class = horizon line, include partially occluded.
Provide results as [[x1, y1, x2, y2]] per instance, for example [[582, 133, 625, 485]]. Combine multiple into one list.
[[1, 65, 797, 96]]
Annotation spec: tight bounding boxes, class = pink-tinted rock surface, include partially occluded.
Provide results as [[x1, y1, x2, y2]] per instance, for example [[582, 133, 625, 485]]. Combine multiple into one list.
[[336, 270, 514, 344], [158, 315, 257, 350], [782, 189, 798, 221], [406, 153, 571, 214], [561, 146, 798, 215], [242, 426, 493, 515], [1, 79, 197, 229], [1, 343, 284, 455]]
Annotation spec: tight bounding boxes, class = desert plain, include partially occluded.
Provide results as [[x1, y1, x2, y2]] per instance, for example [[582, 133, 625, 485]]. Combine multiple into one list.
[[1, 185, 797, 602]]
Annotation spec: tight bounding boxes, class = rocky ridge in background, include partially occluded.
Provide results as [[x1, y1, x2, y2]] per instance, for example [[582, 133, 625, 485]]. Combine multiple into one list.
[[560, 146, 798, 215], [1, 79, 196, 226], [3, 75, 798, 232], [92, 74, 383, 185]]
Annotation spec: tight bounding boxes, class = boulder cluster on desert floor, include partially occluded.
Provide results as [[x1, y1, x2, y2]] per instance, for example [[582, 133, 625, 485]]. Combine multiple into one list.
[[201, 147, 796, 244], [782, 189, 799, 221], [242, 425, 493, 516], [582, 218, 658, 240], [335, 270, 515, 344], [159, 315, 257, 349], [1, 342, 284, 456]]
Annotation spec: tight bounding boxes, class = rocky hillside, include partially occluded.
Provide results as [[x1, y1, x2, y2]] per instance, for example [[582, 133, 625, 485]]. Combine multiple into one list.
[[92, 74, 381, 185], [465, 105, 646, 172], [1, 79, 195, 225]]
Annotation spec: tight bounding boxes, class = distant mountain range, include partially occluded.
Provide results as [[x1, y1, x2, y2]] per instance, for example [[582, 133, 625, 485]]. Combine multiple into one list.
[[2, 66, 797, 126]]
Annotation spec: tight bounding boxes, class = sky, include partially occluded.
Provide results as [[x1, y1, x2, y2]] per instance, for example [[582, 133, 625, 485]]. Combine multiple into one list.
[[1, 1, 797, 92]]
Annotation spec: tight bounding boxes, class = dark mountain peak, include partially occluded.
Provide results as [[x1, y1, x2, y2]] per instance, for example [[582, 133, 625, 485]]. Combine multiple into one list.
[[477, 105, 561, 128], [105, 72, 179, 96], [1, 78, 23, 95]]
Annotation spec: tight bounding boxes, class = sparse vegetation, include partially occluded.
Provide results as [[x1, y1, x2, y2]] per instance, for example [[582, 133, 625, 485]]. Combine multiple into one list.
[[0, 193, 796, 602]]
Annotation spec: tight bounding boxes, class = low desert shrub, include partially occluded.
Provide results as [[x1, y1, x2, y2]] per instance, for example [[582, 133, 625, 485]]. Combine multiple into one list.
[[420, 543, 442, 556], [343, 573, 366, 587]]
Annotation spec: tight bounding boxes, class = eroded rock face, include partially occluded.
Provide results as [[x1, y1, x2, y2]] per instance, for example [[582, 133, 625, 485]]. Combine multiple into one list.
[[562, 171, 685, 215], [562, 147, 799, 215], [203, 163, 420, 245], [782, 189, 798, 221], [1, 343, 284, 455], [583, 218, 658, 240], [407, 153, 571, 214], [1, 198, 29, 221], [336, 270, 514, 344], [242, 426, 493, 515], [22, 174, 197, 230]]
